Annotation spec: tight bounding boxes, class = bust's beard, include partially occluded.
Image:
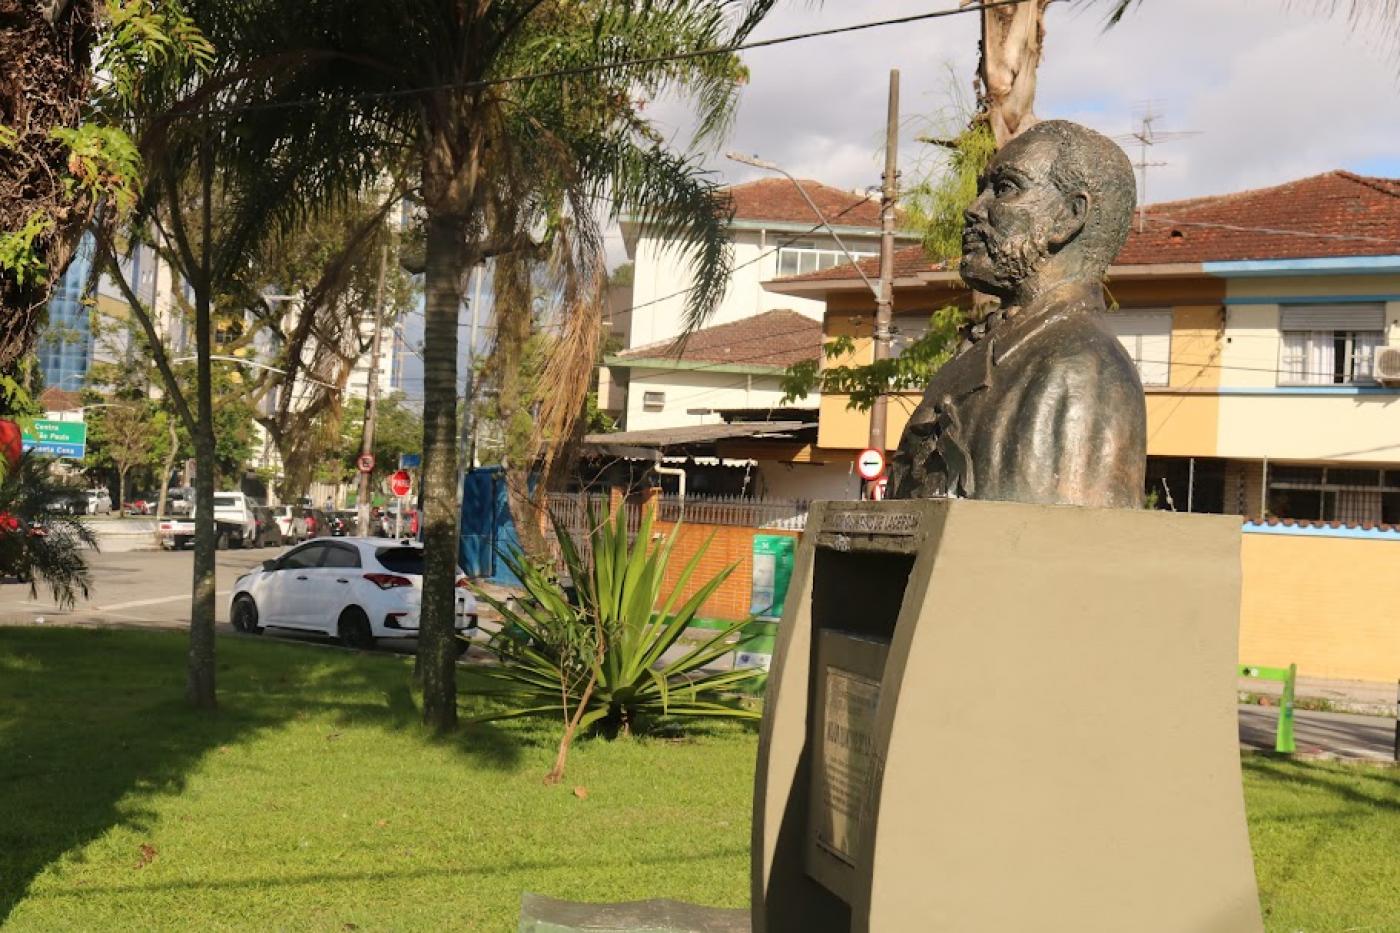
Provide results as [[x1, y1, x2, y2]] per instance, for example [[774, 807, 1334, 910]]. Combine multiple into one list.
[[961, 227, 1052, 302]]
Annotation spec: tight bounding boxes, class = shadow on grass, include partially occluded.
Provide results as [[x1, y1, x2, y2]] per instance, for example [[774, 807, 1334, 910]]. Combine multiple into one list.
[[17, 841, 749, 900], [0, 627, 531, 923], [1243, 754, 1400, 813]]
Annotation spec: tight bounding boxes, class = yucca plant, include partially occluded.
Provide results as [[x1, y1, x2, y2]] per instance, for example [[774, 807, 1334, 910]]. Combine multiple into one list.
[[470, 503, 762, 782], [0, 451, 98, 608]]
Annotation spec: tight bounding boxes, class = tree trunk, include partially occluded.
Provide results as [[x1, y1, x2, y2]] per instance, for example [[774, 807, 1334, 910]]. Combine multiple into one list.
[[417, 204, 469, 732], [185, 130, 218, 711], [972, 0, 1050, 147], [156, 417, 177, 521], [117, 467, 127, 518]]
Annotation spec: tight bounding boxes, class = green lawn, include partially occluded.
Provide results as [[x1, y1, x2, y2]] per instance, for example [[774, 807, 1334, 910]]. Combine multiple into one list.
[[1, 628, 1397, 931]]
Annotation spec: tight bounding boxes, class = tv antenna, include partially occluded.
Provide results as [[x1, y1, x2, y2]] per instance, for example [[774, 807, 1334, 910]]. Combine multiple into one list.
[[1113, 103, 1201, 232]]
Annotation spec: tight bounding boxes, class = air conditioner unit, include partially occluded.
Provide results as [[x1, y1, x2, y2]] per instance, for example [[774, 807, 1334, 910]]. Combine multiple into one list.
[[1376, 347, 1400, 385]]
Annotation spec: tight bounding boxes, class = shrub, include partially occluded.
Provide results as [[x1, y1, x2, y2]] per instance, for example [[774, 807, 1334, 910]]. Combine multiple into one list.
[[470, 503, 761, 779]]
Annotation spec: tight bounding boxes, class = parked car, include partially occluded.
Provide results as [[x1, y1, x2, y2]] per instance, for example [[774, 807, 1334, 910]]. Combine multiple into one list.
[[167, 488, 193, 516], [228, 538, 479, 649], [272, 505, 308, 543], [83, 488, 113, 515], [212, 492, 258, 545], [304, 508, 331, 539], [250, 506, 284, 548]]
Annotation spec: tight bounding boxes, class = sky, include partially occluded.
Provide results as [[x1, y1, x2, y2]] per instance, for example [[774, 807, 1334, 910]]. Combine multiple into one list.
[[401, 0, 1400, 401], [615, 0, 1400, 255]]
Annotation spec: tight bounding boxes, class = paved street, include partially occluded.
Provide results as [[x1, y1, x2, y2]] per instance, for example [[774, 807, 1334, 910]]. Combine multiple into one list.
[[1239, 705, 1397, 762], [0, 545, 273, 628], [3, 548, 1397, 761]]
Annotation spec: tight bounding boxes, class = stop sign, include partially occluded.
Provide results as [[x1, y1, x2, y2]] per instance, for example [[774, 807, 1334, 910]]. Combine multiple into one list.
[[389, 469, 412, 497]]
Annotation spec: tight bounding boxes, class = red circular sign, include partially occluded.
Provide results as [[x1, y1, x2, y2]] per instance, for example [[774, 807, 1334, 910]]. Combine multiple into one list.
[[856, 447, 886, 481], [357, 453, 375, 473], [389, 469, 413, 497]]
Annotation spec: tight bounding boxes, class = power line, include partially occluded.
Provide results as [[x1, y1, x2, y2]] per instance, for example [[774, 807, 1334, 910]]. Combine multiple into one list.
[[224, 0, 1042, 115]]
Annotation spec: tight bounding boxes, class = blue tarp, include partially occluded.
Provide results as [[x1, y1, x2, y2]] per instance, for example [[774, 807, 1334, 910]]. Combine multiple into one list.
[[459, 466, 523, 587]]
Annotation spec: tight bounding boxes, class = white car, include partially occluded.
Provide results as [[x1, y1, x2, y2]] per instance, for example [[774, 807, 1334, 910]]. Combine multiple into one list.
[[228, 537, 479, 649], [271, 505, 308, 543], [84, 488, 112, 515]]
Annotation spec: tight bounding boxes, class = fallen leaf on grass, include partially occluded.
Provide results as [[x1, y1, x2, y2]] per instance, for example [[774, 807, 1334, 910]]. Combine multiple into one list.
[[326, 732, 342, 741], [135, 843, 157, 869], [573, 786, 589, 800], [374, 819, 389, 829]]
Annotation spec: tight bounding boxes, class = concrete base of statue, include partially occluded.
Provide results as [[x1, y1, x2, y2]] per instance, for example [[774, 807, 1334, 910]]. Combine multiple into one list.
[[751, 498, 1264, 933]]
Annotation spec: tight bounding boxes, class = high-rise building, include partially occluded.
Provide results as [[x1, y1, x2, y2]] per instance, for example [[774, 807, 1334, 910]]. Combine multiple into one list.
[[36, 234, 96, 391]]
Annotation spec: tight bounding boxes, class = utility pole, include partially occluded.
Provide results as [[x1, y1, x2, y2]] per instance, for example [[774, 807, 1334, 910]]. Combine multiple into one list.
[[867, 69, 900, 466], [356, 238, 390, 536]]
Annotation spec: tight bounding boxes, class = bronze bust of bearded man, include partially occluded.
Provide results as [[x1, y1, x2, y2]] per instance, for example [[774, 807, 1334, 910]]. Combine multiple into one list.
[[887, 120, 1146, 508]]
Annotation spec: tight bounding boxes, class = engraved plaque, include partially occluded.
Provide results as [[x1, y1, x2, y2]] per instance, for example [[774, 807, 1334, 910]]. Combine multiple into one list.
[[815, 666, 882, 865]]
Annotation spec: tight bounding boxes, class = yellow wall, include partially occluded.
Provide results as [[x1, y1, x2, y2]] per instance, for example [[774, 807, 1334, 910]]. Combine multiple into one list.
[[1240, 531, 1400, 683], [1144, 304, 1224, 457], [817, 281, 1228, 455]]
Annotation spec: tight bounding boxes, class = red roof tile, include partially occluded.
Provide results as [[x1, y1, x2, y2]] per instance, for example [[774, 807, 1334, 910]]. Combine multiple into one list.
[[38, 387, 82, 411], [1117, 170, 1400, 263], [774, 170, 1400, 284], [614, 309, 820, 369], [726, 177, 884, 228]]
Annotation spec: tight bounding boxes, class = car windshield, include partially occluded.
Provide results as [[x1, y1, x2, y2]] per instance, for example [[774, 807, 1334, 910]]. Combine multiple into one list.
[[374, 547, 425, 575], [213, 496, 238, 508]]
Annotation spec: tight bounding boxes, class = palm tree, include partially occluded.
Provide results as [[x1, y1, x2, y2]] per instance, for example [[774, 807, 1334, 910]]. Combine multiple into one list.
[[0, 452, 98, 609], [203, 0, 782, 730]]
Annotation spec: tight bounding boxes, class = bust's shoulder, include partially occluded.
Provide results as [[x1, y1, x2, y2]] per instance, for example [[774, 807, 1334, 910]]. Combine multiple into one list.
[[1015, 311, 1142, 389]]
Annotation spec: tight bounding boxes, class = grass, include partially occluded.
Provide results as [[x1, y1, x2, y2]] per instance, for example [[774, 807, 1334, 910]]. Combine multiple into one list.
[[1, 628, 1397, 931]]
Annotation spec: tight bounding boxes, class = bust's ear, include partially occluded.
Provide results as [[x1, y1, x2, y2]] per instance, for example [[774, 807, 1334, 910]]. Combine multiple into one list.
[[1048, 191, 1090, 248]]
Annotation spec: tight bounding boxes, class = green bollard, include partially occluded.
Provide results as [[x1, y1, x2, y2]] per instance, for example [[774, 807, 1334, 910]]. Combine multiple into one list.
[[1276, 663, 1297, 753]]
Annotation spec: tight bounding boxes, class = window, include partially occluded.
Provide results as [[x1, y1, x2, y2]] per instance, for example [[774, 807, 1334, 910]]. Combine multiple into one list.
[[1278, 304, 1385, 385], [322, 544, 361, 568], [889, 315, 933, 358], [642, 391, 665, 412], [1105, 310, 1171, 386], [1266, 465, 1400, 525], [375, 546, 425, 575], [776, 245, 876, 277], [280, 543, 327, 570]]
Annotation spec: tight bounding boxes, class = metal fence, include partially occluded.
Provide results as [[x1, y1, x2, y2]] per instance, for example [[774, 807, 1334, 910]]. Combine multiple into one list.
[[543, 491, 810, 569]]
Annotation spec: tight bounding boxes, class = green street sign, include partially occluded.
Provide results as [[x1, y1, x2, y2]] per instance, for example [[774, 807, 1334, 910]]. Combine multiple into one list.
[[21, 419, 87, 459]]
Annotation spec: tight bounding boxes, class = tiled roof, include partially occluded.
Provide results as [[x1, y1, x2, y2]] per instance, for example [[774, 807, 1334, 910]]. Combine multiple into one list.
[[1117, 170, 1400, 263], [614, 309, 821, 369], [725, 177, 884, 228], [774, 170, 1400, 283], [38, 387, 82, 411]]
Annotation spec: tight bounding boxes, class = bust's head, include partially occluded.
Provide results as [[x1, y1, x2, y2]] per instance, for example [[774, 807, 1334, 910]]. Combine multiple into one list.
[[960, 120, 1135, 304]]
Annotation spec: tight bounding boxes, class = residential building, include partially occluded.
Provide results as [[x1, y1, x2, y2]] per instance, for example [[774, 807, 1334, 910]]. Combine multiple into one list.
[[345, 315, 396, 401], [766, 169, 1400, 524], [618, 177, 920, 349]]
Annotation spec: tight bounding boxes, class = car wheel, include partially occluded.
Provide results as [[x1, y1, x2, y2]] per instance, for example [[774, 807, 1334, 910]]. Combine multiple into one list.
[[231, 596, 262, 634], [337, 607, 375, 650]]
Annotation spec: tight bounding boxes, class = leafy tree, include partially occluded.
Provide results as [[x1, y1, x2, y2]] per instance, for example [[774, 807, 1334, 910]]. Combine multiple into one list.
[[85, 401, 155, 514], [213, 0, 785, 731], [335, 393, 424, 492], [218, 193, 417, 501], [0, 0, 211, 368]]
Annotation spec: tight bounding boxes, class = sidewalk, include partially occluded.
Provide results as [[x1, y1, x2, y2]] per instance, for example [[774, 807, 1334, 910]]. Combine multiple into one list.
[[1238, 674, 1398, 717]]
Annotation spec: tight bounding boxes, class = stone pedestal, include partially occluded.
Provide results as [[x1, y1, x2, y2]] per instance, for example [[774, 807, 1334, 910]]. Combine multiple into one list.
[[751, 499, 1262, 933]]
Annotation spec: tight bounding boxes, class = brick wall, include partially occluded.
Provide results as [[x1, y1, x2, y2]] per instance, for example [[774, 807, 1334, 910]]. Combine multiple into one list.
[[1240, 530, 1400, 683], [652, 519, 800, 622]]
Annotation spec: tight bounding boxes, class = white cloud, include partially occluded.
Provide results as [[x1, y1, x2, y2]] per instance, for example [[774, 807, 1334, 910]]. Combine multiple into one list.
[[681, 0, 1400, 199]]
